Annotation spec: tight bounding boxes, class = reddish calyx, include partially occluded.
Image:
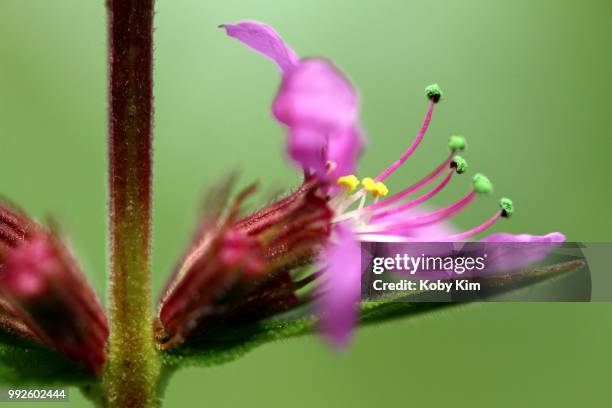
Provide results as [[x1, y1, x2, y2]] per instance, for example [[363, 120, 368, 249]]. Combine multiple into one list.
[[156, 175, 332, 349]]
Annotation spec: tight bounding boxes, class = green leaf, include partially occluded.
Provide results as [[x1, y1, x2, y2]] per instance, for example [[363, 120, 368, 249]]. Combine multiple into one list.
[[161, 301, 460, 368], [0, 331, 95, 386], [161, 259, 586, 369], [161, 316, 316, 368]]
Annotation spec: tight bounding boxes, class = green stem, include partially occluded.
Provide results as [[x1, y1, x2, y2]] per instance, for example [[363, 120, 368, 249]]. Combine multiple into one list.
[[102, 1, 160, 407]]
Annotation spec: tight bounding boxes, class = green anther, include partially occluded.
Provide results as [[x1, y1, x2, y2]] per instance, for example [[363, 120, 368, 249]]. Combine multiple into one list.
[[451, 155, 468, 174], [499, 197, 514, 217], [449, 135, 467, 151], [425, 84, 443, 103], [473, 173, 493, 194]]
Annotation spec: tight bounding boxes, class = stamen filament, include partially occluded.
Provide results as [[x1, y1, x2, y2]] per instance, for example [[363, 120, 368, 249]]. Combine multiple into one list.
[[357, 193, 367, 211], [355, 191, 476, 233], [375, 101, 435, 182], [371, 168, 454, 220], [333, 168, 454, 223], [439, 211, 502, 241], [399, 190, 476, 226], [369, 152, 454, 210]]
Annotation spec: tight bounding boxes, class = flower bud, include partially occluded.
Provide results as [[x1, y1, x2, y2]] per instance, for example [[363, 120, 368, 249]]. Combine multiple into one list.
[[157, 176, 332, 349], [0, 209, 108, 375]]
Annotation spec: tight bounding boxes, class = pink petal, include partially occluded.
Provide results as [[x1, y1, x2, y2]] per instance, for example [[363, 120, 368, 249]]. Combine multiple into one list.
[[473, 232, 567, 275], [287, 125, 364, 180], [221, 22, 363, 178], [318, 225, 361, 348], [274, 59, 362, 176], [327, 126, 365, 179], [221, 21, 299, 74], [286, 126, 328, 176], [273, 59, 358, 131], [481, 232, 566, 243]]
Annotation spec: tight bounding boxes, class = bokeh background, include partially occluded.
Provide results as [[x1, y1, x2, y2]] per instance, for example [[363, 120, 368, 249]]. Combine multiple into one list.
[[1, 0, 611, 406]]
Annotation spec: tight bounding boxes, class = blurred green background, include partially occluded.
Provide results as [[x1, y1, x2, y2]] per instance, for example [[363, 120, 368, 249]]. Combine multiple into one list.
[[1, 0, 611, 406]]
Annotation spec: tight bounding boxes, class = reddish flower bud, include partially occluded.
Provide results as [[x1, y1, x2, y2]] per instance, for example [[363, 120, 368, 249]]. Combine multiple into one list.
[[0, 204, 108, 375], [156, 176, 332, 349]]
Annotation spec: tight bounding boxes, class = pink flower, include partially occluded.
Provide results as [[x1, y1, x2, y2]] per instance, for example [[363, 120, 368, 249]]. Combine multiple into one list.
[[221, 21, 364, 180], [222, 21, 565, 347]]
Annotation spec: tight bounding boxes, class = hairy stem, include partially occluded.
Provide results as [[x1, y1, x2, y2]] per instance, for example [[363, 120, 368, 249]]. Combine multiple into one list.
[[102, 1, 160, 407]]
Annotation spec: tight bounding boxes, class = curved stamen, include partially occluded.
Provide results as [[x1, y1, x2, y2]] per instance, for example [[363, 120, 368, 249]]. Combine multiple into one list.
[[375, 101, 435, 182], [369, 152, 454, 210], [355, 191, 476, 234], [438, 211, 502, 241], [339, 138, 464, 213], [404, 191, 476, 227], [423, 191, 507, 242], [371, 168, 454, 220], [333, 167, 455, 223]]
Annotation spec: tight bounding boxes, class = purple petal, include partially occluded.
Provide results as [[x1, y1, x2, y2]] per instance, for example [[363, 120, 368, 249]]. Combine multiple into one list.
[[221, 21, 299, 74], [318, 225, 361, 348], [327, 126, 365, 179], [286, 126, 328, 176], [273, 59, 358, 130], [287, 125, 364, 180], [221, 22, 363, 177], [274, 59, 362, 176], [481, 232, 566, 243], [473, 232, 566, 274]]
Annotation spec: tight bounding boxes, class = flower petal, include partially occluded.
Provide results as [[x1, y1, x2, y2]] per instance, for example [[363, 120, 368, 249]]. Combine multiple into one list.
[[221, 21, 299, 74], [473, 232, 567, 274], [273, 59, 358, 131], [286, 126, 328, 176], [318, 225, 361, 348], [327, 126, 365, 179], [274, 59, 362, 176], [480, 232, 566, 243]]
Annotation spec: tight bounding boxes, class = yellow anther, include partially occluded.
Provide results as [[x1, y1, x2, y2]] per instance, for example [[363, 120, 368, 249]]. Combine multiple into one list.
[[361, 177, 376, 190], [361, 178, 389, 197], [336, 175, 359, 192], [374, 182, 389, 197]]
